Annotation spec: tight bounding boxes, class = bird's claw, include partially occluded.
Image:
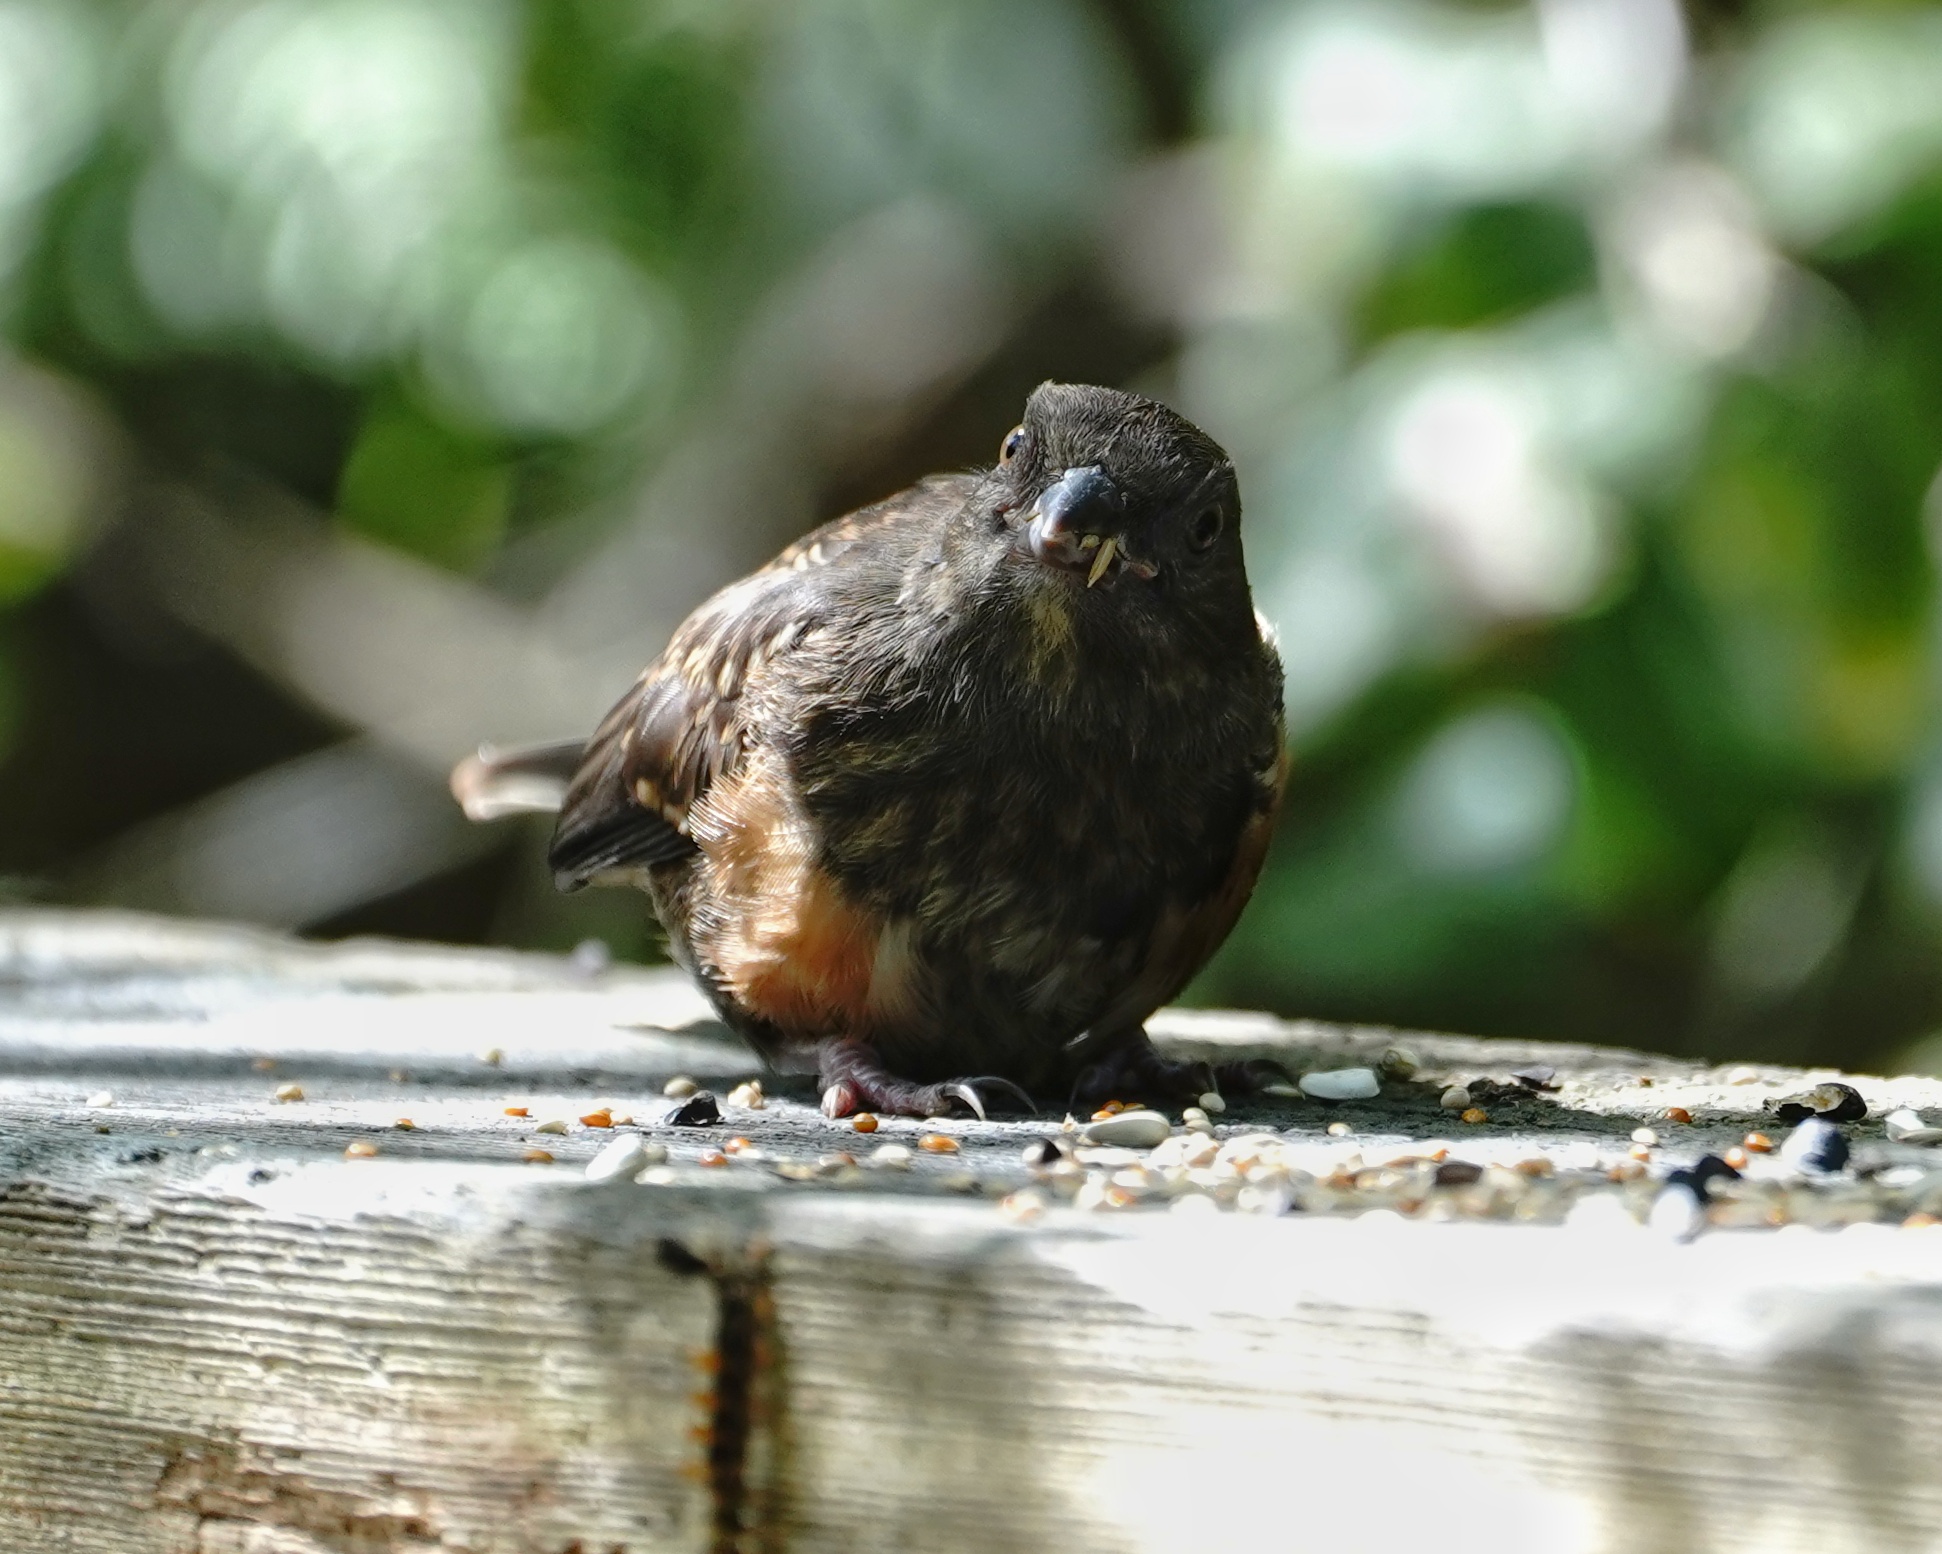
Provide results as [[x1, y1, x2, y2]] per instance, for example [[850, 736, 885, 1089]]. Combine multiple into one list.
[[815, 1037, 1038, 1119], [941, 1076, 1037, 1120], [820, 1081, 859, 1118]]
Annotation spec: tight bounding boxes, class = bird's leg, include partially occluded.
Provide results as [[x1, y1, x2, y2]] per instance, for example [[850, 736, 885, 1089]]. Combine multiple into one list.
[[816, 1037, 1036, 1121], [1068, 1028, 1292, 1111]]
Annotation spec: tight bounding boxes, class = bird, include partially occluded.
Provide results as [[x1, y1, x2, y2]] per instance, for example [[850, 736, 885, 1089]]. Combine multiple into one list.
[[452, 382, 1287, 1119]]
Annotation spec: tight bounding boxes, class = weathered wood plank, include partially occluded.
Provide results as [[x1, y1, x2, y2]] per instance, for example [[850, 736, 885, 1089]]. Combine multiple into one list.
[[2, 909, 1942, 1554], [0, 1163, 728, 1553], [763, 1199, 1942, 1554]]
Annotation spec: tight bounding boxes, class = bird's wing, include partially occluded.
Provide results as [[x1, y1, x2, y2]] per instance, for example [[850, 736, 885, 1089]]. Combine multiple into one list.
[[548, 476, 969, 891]]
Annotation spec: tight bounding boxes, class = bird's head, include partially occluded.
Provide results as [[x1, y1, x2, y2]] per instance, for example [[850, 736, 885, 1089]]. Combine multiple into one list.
[[947, 384, 1250, 646]]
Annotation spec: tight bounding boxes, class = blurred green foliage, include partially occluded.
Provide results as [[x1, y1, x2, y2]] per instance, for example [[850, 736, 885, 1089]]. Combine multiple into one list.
[[6, 0, 1942, 1073], [1359, 203, 1598, 337], [338, 398, 511, 570]]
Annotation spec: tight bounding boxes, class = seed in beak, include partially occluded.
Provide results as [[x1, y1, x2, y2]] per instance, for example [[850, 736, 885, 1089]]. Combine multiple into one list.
[[1087, 535, 1118, 587]]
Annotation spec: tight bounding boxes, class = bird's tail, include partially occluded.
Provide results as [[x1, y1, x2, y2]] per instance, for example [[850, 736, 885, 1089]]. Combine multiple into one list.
[[449, 739, 586, 821]]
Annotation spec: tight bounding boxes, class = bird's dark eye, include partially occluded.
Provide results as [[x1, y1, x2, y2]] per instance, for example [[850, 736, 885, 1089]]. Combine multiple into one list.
[[1187, 506, 1224, 552], [999, 426, 1027, 465]]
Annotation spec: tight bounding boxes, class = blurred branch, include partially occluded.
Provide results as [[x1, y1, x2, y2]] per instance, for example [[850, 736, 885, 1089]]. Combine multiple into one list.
[[134, 483, 610, 770], [65, 738, 500, 929]]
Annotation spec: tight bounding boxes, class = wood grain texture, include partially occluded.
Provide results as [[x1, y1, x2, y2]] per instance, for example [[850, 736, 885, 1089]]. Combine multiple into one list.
[[763, 1199, 1942, 1554], [4, 909, 1942, 1554], [0, 1166, 723, 1554]]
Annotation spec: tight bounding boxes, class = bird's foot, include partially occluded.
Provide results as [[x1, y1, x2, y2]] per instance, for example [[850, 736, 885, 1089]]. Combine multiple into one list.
[[816, 1038, 1036, 1121], [1069, 1032, 1293, 1112]]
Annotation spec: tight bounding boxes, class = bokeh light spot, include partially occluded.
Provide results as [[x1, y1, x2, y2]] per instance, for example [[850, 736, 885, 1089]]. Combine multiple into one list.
[[0, 1, 100, 210], [1392, 702, 1577, 875], [0, 362, 116, 603], [451, 236, 678, 436], [1386, 366, 1610, 619], [1731, 11, 1942, 244]]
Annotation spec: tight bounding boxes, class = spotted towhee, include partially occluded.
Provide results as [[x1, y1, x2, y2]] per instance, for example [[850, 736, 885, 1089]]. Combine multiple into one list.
[[454, 383, 1287, 1117]]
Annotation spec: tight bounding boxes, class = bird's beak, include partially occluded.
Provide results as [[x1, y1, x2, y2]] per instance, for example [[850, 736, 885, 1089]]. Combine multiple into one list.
[[1020, 466, 1155, 587]]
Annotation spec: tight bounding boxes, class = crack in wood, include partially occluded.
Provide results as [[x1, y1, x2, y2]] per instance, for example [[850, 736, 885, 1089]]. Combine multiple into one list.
[[708, 1275, 759, 1554], [658, 1237, 780, 1554]]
